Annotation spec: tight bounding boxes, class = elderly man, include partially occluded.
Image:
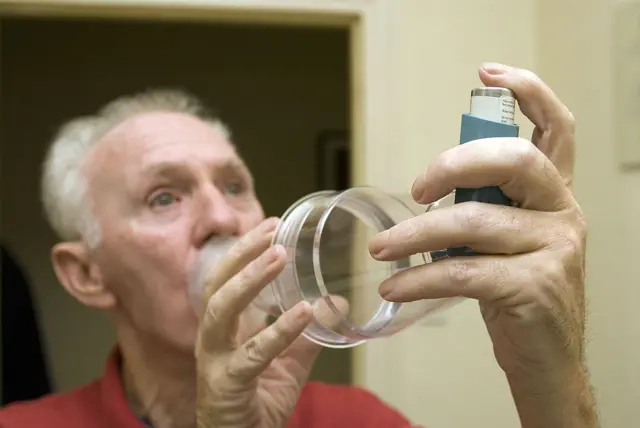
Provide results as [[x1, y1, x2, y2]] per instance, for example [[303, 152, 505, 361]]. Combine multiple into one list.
[[0, 63, 598, 428]]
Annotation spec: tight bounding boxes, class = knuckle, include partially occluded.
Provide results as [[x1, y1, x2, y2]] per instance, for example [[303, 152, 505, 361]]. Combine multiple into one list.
[[563, 226, 585, 254], [270, 316, 291, 340], [241, 251, 273, 281], [224, 342, 263, 382], [536, 252, 577, 296], [437, 148, 460, 174], [486, 259, 511, 300], [242, 336, 265, 367], [224, 358, 245, 382], [509, 138, 541, 169], [564, 110, 576, 133], [446, 260, 473, 288], [454, 202, 486, 233], [544, 257, 566, 286], [388, 216, 421, 243], [552, 211, 587, 254], [528, 256, 563, 302], [575, 211, 588, 239], [206, 297, 223, 324], [518, 69, 543, 93], [242, 256, 262, 278], [544, 263, 571, 310]]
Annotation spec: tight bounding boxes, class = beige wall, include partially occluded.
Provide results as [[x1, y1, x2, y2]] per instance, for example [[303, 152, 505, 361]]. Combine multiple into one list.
[[358, 1, 535, 426], [359, 1, 638, 428], [537, 1, 640, 426], [0, 19, 350, 390]]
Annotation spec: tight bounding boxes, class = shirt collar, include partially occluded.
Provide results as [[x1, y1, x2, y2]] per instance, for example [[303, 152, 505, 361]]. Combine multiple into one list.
[[99, 347, 147, 428]]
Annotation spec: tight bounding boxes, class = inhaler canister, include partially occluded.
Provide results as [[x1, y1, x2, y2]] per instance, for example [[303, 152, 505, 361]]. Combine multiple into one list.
[[448, 87, 520, 257], [469, 87, 516, 125]]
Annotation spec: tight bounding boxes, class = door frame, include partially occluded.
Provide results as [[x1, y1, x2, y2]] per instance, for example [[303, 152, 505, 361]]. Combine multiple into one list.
[[0, 0, 393, 388]]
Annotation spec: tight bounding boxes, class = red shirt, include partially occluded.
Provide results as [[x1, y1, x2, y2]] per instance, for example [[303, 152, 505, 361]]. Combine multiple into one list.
[[0, 351, 420, 427]]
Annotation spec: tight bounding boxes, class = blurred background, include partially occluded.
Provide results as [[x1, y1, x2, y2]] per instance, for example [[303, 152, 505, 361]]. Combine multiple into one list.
[[0, 1, 638, 427]]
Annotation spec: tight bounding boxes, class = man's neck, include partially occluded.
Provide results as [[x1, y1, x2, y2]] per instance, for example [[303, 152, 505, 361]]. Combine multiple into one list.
[[118, 327, 197, 428]]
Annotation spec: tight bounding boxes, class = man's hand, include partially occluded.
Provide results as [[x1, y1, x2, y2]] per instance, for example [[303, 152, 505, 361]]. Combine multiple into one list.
[[368, 63, 598, 428], [195, 218, 321, 428]]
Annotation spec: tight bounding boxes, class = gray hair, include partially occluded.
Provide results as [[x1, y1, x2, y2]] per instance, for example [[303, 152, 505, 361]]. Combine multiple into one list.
[[41, 89, 230, 247]]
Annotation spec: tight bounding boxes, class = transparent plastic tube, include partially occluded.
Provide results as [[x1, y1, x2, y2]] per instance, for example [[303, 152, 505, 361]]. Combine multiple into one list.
[[254, 188, 460, 348], [189, 188, 462, 349]]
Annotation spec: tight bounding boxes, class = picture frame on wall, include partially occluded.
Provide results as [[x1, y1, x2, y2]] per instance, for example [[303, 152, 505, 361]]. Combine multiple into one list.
[[316, 130, 350, 191]]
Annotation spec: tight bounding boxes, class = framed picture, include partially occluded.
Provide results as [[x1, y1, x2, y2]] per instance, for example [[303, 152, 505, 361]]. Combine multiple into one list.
[[316, 130, 350, 191]]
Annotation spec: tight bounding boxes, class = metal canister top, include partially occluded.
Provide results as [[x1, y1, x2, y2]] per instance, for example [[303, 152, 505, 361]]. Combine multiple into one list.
[[470, 87, 515, 98], [469, 87, 516, 125]]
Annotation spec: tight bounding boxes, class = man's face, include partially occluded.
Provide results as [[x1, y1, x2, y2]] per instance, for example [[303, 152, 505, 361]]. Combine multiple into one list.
[[85, 112, 265, 351]]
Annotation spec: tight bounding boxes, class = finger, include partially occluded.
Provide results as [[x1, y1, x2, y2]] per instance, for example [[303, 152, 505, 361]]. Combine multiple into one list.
[[201, 245, 286, 350], [369, 202, 547, 261], [410, 138, 572, 211], [479, 63, 575, 136], [478, 63, 576, 184], [312, 294, 351, 330], [225, 301, 313, 384], [241, 296, 348, 385], [201, 217, 279, 308], [378, 254, 533, 303], [247, 296, 350, 387]]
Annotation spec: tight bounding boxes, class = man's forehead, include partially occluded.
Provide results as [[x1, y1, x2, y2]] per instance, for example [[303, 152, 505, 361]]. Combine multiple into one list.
[[139, 157, 248, 178], [104, 111, 228, 144], [88, 111, 244, 177]]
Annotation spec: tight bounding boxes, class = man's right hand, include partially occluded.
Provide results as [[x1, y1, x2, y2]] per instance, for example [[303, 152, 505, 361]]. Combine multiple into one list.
[[194, 217, 321, 428]]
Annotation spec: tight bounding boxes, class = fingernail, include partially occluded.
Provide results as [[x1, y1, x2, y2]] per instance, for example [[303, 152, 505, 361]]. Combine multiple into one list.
[[378, 281, 396, 300], [482, 62, 507, 75], [411, 167, 432, 203], [263, 246, 280, 265], [411, 182, 426, 203], [263, 217, 280, 230], [368, 233, 388, 260], [273, 245, 287, 260], [295, 301, 312, 320]]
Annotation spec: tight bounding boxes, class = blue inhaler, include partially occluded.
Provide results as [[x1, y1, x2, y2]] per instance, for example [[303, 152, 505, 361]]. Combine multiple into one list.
[[448, 87, 519, 257], [190, 86, 522, 349]]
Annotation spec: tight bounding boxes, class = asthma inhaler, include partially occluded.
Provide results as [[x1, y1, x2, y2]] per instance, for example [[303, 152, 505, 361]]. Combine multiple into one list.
[[189, 86, 521, 349], [448, 87, 519, 257]]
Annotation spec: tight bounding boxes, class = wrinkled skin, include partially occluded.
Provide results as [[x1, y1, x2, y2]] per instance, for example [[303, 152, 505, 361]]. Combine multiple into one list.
[[195, 219, 320, 427], [370, 62, 585, 382], [369, 63, 594, 426]]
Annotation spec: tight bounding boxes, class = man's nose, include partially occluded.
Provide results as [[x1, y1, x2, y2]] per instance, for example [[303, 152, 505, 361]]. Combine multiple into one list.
[[195, 185, 241, 242]]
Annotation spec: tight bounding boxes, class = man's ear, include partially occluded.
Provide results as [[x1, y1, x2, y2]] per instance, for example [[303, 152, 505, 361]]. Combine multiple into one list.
[[51, 242, 116, 309]]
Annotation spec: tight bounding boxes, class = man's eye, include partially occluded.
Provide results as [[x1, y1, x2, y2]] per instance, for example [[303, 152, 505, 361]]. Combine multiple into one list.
[[224, 181, 246, 195], [150, 192, 179, 207]]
